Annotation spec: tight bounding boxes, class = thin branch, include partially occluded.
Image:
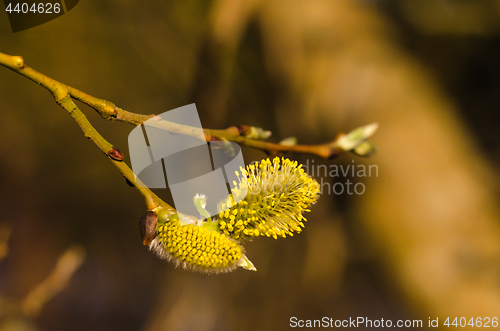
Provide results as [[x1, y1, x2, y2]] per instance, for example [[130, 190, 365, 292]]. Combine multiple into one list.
[[0, 51, 361, 160], [0, 51, 376, 211], [0, 52, 172, 211], [67, 83, 346, 158], [22, 246, 85, 318]]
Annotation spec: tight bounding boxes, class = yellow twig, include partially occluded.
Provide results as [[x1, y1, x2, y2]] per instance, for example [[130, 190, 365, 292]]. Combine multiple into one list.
[[0, 51, 376, 211], [0, 51, 353, 159], [22, 246, 85, 318], [0, 52, 172, 211]]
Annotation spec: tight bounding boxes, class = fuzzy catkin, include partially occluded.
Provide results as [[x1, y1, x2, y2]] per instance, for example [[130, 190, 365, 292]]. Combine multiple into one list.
[[217, 157, 320, 240], [150, 217, 245, 273]]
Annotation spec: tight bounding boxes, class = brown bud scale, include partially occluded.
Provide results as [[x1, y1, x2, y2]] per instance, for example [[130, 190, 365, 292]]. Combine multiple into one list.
[[139, 211, 157, 245], [237, 125, 251, 136], [109, 147, 124, 161]]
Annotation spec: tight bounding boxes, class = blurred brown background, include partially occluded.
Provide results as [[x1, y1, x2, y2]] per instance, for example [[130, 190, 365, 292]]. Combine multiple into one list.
[[1, 0, 500, 330]]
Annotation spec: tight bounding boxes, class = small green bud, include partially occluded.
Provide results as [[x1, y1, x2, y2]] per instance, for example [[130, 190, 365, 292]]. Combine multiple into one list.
[[335, 123, 378, 151], [193, 193, 211, 220], [352, 140, 376, 157], [156, 208, 172, 224], [238, 125, 272, 140], [279, 137, 297, 146]]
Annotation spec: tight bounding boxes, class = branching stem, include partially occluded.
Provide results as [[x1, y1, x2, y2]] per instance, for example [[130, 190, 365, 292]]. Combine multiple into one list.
[[0, 52, 170, 211], [0, 51, 370, 210]]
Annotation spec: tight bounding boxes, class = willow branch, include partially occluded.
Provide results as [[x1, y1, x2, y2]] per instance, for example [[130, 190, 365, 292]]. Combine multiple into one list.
[[66, 85, 347, 158], [0, 52, 172, 212], [22, 246, 85, 318], [0, 50, 376, 213], [0, 51, 369, 160]]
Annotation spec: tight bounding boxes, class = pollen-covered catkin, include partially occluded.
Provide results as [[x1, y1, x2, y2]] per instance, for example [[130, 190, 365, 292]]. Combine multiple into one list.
[[217, 157, 320, 240], [150, 216, 245, 273]]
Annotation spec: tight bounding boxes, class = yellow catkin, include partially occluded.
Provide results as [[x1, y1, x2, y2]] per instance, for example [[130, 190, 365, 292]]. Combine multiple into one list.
[[149, 217, 244, 274], [217, 157, 320, 240]]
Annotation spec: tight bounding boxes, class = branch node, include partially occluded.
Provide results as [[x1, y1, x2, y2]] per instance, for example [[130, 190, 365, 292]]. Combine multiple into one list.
[[95, 99, 118, 120], [54, 90, 70, 105], [13, 56, 24, 68]]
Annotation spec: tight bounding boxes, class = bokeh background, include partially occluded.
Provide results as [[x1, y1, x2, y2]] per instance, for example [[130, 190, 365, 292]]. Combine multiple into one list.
[[1, 0, 500, 330]]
